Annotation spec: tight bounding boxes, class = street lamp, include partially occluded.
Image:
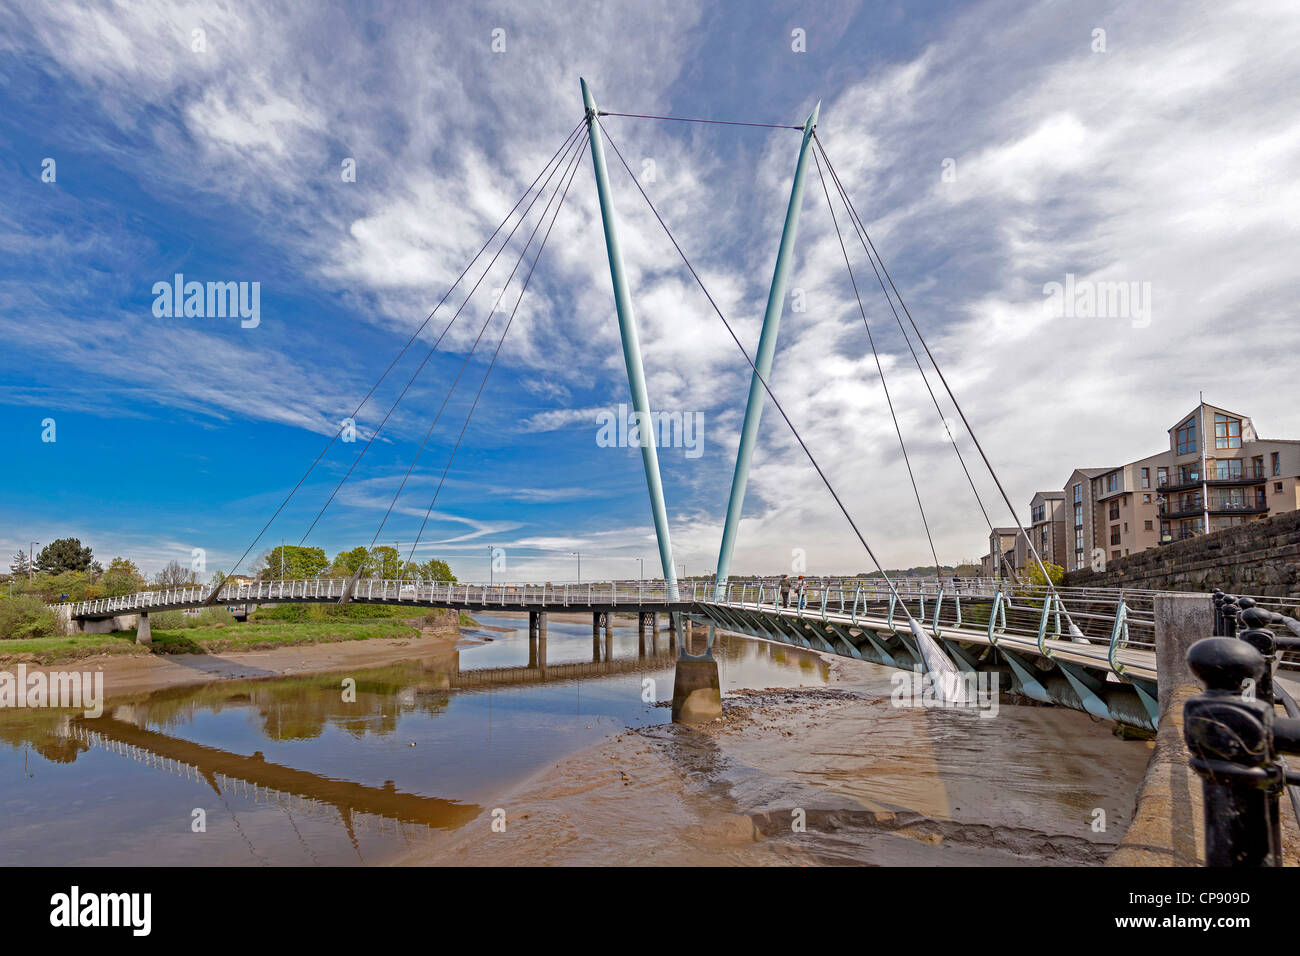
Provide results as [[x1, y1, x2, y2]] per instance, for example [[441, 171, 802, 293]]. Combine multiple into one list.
[[570, 551, 581, 583], [29, 541, 37, 581], [488, 545, 495, 586]]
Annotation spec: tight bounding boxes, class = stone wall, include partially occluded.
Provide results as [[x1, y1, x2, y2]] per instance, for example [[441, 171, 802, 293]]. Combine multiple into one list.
[[1065, 509, 1300, 604], [420, 607, 462, 638]]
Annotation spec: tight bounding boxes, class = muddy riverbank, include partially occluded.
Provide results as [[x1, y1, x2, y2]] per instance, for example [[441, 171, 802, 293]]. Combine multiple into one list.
[[399, 651, 1153, 866]]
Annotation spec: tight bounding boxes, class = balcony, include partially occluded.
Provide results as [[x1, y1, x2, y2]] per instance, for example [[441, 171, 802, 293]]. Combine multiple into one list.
[[1156, 471, 1266, 493], [1158, 501, 1268, 520]]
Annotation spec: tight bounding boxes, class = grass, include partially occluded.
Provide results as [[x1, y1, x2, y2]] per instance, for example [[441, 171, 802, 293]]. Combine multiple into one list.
[[0, 617, 424, 665]]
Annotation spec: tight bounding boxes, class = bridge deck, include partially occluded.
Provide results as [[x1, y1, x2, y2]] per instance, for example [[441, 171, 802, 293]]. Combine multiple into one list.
[[61, 577, 1161, 684], [707, 600, 1157, 683]]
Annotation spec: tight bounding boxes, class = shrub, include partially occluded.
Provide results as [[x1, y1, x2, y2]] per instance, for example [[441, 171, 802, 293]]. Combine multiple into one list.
[[251, 603, 411, 622], [194, 607, 234, 627], [148, 610, 188, 630], [0, 595, 60, 640], [1025, 562, 1065, 587]]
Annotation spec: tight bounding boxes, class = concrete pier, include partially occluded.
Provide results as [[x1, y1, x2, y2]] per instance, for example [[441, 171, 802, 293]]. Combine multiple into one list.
[[135, 611, 152, 646], [671, 616, 722, 724], [671, 655, 721, 724]]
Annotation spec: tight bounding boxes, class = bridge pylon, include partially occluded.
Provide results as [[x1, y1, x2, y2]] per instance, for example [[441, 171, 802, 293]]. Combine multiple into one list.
[[580, 77, 679, 602]]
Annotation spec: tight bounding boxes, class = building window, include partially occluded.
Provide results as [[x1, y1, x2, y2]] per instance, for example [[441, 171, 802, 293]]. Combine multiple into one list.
[[1107, 473, 1119, 492], [1157, 466, 1168, 487], [1140, 467, 1150, 489], [1073, 483, 1082, 504], [1273, 452, 1281, 476], [1214, 413, 1242, 449], [1144, 520, 1153, 530], [1073, 503, 1082, 528], [1110, 527, 1120, 545], [1176, 418, 1198, 455], [1031, 503, 1044, 523], [1179, 464, 1201, 485], [1108, 502, 1119, 520], [1252, 456, 1264, 479], [1213, 459, 1243, 480], [1143, 494, 1151, 504], [1277, 482, 1285, 493]]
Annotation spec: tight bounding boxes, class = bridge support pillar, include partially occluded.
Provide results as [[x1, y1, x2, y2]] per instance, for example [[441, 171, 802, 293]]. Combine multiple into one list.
[[671, 654, 721, 725], [529, 611, 544, 668], [135, 612, 152, 646]]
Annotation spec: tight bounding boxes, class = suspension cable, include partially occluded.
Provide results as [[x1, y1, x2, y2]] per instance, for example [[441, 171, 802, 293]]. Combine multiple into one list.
[[598, 111, 804, 131], [402, 133, 585, 571], [813, 138, 1018, 583], [297, 126, 588, 546], [370, 136, 587, 558], [205, 120, 585, 599], [811, 145, 944, 587], [814, 135, 1073, 610]]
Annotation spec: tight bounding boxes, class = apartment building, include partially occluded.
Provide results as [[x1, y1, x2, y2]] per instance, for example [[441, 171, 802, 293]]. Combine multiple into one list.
[[1026, 490, 1067, 570], [983, 401, 1300, 577], [979, 527, 1021, 579]]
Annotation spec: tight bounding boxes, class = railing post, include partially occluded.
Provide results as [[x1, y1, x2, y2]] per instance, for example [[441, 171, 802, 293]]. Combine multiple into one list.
[[1184, 637, 1283, 866]]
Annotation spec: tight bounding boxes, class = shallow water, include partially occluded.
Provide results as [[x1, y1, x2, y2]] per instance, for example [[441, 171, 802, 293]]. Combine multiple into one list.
[[0, 613, 827, 865]]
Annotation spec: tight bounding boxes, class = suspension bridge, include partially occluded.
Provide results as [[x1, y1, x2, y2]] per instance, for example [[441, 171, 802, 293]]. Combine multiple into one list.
[[54, 79, 1256, 733]]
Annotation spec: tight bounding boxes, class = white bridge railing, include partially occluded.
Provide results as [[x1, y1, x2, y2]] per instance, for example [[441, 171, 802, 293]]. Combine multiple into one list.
[[66, 575, 1022, 618]]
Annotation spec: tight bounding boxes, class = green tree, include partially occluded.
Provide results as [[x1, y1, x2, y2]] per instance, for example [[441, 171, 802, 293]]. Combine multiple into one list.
[[262, 545, 329, 580], [366, 546, 402, 579], [331, 546, 370, 577], [35, 537, 94, 574], [412, 557, 456, 583], [101, 557, 146, 597]]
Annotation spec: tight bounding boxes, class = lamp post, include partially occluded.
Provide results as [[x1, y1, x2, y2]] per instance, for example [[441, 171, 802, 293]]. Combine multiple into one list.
[[488, 545, 496, 586], [570, 551, 581, 583], [29, 541, 37, 580]]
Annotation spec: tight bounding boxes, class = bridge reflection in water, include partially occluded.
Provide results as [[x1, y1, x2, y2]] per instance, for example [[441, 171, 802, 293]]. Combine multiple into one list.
[[0, 617, 825, 865]]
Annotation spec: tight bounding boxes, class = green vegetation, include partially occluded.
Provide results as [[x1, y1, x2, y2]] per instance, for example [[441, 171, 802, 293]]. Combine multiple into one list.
[[1, 537, 463, 642], [1025, 561, 1065, 586], [147, 607, 236, 629], [0, 596, 58, 640], [144, 617, 418, 654], [250, 603, 415, 622], [34, 537, 96, 575], [0, 617, 423, 664]]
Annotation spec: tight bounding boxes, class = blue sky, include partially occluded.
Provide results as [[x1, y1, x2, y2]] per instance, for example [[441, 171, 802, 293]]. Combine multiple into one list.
[[2, 0, 1299, 582]]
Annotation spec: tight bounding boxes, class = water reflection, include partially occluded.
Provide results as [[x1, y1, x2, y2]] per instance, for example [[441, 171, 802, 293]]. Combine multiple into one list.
[[0, 613, 827, 865]]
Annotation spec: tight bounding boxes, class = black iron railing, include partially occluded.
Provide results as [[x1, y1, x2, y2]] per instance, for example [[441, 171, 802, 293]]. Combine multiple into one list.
[[1185, 591, 1300, 865]]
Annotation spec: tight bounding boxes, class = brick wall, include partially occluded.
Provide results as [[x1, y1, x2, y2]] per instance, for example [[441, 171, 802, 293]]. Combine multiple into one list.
[[1064, 509, 1300, 601]]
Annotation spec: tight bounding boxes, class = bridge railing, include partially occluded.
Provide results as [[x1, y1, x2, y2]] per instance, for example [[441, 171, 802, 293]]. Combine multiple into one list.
[[712, 576, 1160, 666], [64, 577, 706, 617]]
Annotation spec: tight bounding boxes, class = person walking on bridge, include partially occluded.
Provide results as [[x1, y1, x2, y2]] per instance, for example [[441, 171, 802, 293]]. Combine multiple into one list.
[[795, 575, 806, 611], [779, 574, 790, 608]]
